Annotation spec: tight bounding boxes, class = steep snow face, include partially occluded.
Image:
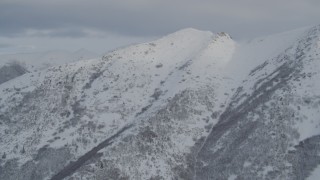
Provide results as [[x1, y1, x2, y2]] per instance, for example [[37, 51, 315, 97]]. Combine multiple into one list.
[[226, 26, 309, 84], [0, 25, 319, 180], [0, 29, 236, 180], [195, 25, 320, 180]]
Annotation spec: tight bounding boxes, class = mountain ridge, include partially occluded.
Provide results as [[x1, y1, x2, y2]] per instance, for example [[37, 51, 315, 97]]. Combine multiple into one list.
[[0, 25, 319, 180]]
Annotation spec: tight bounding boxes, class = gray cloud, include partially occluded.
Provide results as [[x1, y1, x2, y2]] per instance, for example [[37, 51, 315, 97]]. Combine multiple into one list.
[[0, 43, 13, 48], [0, 0, 320, 39], [23, 28, 92, 38]]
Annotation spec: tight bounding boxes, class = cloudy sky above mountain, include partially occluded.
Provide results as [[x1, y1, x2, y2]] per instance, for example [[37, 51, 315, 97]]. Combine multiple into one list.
[[1, 0, 319, 54]]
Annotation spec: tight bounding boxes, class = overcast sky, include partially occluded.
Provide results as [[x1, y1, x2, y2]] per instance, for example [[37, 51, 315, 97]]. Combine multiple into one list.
[[1, 0, 319, 54]]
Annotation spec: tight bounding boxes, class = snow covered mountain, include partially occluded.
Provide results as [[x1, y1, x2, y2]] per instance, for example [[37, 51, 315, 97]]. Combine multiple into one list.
[[0, 25, 319, 180], [0, 49, 97, 84]]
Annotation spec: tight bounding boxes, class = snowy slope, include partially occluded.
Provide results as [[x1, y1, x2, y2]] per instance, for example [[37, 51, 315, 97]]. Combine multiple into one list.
[[196, 25, 320, 180], [0, 28, 235, 180], [0, 25, 319, 180], [225, 26, 309, 84]]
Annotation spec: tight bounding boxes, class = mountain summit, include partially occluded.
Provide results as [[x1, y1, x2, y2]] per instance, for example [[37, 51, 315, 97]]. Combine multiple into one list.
[[0, 25, 320, 180]]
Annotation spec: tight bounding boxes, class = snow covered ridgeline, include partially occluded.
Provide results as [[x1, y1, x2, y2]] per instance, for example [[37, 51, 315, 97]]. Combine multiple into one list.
[[0, 49, 97, 84], [0, 28, 235, 180], [0, 25, 320, 180], [196, 25, 320, 180]]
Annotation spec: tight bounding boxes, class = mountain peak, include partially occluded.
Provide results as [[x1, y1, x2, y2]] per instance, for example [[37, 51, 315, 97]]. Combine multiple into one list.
[[217, 32, 232, 39], [175, 27, 211, 34], [165, 28, 214, 40], [1, 25, 320, 180]]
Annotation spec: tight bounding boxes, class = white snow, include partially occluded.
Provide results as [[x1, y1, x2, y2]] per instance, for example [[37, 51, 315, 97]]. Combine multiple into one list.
[[225, 26, 308, 84], [228, 174, 238, 180], [243, 161, 252, 167], [0, 25, 319, 179], [308, 164, 320, 180]]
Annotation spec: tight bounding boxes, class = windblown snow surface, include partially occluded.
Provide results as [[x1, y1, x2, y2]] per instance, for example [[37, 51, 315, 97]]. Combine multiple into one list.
[[0, 25, 320, 180]]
